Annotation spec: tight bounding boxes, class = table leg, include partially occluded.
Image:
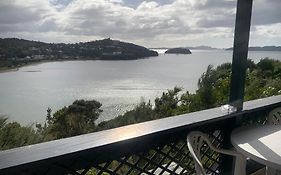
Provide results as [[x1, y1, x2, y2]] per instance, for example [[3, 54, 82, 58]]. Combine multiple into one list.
[[266, 167, 279, 175], [234, 155, 246, 175]]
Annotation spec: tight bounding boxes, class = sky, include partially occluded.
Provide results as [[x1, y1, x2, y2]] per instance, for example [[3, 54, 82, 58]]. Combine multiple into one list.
[[0, 0, 280, 48]]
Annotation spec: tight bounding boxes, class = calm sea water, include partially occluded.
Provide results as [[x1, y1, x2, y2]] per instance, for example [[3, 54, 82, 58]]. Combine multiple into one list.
[[0, 50, 280, 125]]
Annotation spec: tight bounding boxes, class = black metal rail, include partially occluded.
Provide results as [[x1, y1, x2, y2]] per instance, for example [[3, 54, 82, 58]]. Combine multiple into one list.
[[0, 95, 280, 175]]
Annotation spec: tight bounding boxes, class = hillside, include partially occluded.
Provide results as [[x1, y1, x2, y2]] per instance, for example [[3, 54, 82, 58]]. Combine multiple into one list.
[[0, 38, 158, 68]]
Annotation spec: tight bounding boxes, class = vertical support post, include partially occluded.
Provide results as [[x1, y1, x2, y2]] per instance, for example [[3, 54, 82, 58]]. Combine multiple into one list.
[[221, 0, 253, 174], [229, 0, 253, 111]]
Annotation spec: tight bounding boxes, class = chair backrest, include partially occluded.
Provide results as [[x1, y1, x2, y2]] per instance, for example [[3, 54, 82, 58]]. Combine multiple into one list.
[[186, 131, 210, 175], [187, 131, 246, 175], [268, 107, 281, 125]]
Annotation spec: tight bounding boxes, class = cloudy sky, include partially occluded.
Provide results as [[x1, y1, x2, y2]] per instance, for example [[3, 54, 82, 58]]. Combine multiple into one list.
[[0, 0, 280, 48]]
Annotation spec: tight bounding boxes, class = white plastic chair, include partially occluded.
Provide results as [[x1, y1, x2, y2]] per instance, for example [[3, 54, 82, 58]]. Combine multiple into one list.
[[267, 107, 281, 125], [186, 131, 246, 175], [267, 107, 281, 175]]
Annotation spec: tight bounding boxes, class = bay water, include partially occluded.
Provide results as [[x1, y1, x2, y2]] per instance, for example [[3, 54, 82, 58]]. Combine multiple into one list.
[[0, 50, 280, 125]]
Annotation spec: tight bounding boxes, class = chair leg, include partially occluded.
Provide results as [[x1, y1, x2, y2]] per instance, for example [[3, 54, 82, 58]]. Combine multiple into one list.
[[233, 156, 247, 175], [266, 166, 277, 175], [195, 163, 207, 175]]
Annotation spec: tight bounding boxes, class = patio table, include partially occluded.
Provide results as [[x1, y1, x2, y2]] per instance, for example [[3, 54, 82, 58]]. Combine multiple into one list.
[[231, 125, 281, 174]]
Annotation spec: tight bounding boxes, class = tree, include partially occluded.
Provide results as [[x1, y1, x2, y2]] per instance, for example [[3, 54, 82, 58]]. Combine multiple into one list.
[[196, 65, 217, 109], [257, 58, 275, 73], [0, 116, 40, 150], [154, 87, 182, 117], [43, 100, 102, 140], [46, 107, 52, 125], [98, 101, 154, 130]]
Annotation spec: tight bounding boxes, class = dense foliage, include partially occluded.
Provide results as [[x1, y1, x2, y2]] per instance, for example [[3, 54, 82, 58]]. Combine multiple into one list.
[[0, 116, 40, 150], [97, 59, 281, 135], [0, 58, 280, 150], [37, 100, 102, 141]]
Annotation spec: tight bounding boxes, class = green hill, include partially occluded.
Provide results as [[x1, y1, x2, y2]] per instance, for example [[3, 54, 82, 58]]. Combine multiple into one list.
[[0, 38, 158, 69]]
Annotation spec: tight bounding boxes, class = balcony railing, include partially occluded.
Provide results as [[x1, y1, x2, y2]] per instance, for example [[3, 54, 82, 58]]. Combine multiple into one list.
[[0, 95, 280, 174]]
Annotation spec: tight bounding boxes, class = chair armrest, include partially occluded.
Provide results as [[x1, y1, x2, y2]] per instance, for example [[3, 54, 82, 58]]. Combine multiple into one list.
[[201, 133, 246, 175], [200, 133, 243, 158], [187, 136, 206, 175], [187, 131, 246, 175]]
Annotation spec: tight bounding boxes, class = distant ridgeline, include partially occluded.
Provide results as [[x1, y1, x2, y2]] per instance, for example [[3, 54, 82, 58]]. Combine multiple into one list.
[[0, 38, 158, 68], [226, 46, 281, 51]]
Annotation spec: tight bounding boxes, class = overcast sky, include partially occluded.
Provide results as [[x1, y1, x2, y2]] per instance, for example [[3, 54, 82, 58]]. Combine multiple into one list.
[[0, 0, 280, 48]]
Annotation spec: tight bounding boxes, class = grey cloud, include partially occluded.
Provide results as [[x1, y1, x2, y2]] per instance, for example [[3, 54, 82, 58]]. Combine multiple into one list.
[[0, 0, 280, 47], [196, 0, 281, 28], [62, 1, 189, 39], [0, 4, 41, 24], [122, 0, 173, 8], [63, 3, 130, 37], [0, 22, 38, 33], [197, 14, 235, 28], [0, 24, 21, 32], [200, 0, 236, 9], [252, 0, 281, 25], [38, 19, 60, 32], [0, 1, 59, 34]]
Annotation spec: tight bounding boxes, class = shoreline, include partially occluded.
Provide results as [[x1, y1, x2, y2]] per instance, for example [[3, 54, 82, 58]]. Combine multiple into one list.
[[0, 56, 153, 73], [0, 67, 19, 73], [0, 59, 87, 73], [0, 60, 53, 73]]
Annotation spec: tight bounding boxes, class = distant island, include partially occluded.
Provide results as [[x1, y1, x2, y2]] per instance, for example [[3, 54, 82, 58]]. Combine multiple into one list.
[[226, 46, 281, 51], [165, 48, 192, 54], [0, 38, 158, 70], [151, 46, 219, 50], [187, 46, 218, 50]]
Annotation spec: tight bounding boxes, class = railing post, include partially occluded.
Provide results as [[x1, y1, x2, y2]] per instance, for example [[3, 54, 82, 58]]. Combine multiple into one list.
[[229, 0, 253, 111], [221, 0, 253, 174]]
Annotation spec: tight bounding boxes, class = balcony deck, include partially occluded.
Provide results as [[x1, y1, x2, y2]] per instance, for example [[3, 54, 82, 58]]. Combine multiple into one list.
[[0, 0, 279, 174]]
